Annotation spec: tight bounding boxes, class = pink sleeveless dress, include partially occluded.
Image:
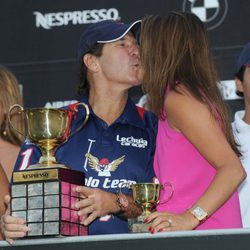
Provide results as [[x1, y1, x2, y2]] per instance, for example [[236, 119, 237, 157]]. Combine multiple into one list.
[[154, 101, 242, 229]]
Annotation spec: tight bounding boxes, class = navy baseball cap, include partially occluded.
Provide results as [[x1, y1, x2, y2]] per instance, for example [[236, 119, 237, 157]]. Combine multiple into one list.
[[237, 42, 250, 72], [78, 19, 141, 60]]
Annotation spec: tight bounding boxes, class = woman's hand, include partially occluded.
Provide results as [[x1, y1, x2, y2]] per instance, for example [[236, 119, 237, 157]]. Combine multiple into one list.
[[145, 210, 200, 233]]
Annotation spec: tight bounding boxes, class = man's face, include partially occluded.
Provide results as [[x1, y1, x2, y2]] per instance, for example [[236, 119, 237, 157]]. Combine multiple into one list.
[[96, 32, 141, 88]]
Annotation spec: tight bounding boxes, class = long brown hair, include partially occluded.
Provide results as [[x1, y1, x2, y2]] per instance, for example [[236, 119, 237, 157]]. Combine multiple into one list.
[[140, 12, 240, 156], [0, 65, 25, 146]]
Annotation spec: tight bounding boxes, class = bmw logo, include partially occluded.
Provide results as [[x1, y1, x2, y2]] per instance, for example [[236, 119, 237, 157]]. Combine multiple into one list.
[[182, 0, 228, 30]]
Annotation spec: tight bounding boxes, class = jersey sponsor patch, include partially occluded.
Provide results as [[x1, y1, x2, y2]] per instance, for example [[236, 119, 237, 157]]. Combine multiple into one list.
[[116, 134, 148, 148]]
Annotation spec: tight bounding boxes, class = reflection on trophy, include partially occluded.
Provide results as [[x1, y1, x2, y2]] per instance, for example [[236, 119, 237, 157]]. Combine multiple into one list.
[[8, 103, 89, 237], [128, 182, 173, 233]]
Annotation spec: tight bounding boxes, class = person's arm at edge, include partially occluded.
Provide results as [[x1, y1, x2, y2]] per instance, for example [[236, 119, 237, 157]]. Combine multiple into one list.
[[0, 164, 10, 240], [166, 89, 246, 220]]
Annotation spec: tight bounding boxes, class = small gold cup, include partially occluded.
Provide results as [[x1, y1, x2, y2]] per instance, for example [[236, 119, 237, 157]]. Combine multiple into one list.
[[129, 182, 173, 233], [131, 183, 161, 218]]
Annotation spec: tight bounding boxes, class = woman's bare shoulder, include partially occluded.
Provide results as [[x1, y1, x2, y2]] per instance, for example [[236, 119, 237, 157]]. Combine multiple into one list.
[[165, 84, 201, 113]]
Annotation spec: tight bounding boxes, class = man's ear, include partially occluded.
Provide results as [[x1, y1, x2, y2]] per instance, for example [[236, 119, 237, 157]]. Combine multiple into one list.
[[83, 54, 99, 72], [235, 77, 244, 94]]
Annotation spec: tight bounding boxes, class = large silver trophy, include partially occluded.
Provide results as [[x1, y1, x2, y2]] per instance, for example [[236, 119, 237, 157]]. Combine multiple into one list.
[[8, 103, 89, 237], [128, 182, 173, 233]]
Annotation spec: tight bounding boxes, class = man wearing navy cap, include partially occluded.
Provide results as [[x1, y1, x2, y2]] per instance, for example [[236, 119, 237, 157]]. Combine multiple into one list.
[[1, 20, 157, 242], [232, 42, 250, 228]]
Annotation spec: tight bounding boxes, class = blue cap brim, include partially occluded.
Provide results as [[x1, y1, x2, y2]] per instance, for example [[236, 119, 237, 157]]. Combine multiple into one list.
[[97, 20, 141, 43]]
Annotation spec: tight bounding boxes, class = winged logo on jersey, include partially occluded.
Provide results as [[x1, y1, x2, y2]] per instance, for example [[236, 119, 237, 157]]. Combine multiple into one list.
[[85, 153, 125, 177]]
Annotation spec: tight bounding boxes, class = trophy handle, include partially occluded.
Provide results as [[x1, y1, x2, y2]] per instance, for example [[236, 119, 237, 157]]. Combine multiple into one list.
[[8, 104, 26, 138], [67, 102, 90, 139], [158, 181, 174, 204]]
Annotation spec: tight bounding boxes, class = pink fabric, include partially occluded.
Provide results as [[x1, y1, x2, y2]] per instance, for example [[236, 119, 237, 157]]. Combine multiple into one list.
[[154, 110, 242, 229]]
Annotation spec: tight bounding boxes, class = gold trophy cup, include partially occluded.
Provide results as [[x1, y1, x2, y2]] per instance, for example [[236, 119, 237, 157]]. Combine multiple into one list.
[[8, 103, 90, 237], [129, 182, 173, 233], [8, 103, 89, 169]]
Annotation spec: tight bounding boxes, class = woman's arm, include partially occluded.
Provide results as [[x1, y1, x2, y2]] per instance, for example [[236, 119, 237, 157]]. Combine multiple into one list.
[[148, 88, 246, 232], [167, 89, 245, 215], [0, 165, 10, 240]]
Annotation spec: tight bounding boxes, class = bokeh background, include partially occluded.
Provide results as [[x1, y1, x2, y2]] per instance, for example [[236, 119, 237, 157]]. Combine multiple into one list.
[[1, 0, 249, 116]]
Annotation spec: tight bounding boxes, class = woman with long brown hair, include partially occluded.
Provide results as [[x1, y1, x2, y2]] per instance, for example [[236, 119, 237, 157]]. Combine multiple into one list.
[[0, 65, 25, 181], [140, 12, 246, 231]]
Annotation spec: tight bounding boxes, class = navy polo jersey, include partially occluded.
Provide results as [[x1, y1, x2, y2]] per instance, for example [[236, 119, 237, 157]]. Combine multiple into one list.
[[13, 94, 158, 235]]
